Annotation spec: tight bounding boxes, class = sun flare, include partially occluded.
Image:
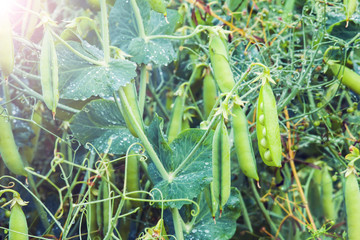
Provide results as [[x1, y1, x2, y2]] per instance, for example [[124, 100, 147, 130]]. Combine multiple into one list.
[[0, 0, 15, 14]]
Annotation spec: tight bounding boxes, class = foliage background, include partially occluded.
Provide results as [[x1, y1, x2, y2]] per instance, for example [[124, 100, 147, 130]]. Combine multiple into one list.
[[0, 0, 360, 239]]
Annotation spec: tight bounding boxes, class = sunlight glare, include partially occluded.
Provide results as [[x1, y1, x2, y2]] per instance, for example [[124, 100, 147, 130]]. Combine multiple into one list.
[[0, 0, 15, 14]]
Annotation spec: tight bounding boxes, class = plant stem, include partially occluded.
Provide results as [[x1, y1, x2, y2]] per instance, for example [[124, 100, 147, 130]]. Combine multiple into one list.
[[139, 64, 147, 117], [2, 82, 12, 119], [171, 208, 185, 240], [14, 67, 40, 81], [277, 18, 325, 112], [239, 189, 253, 233], [100, 0, 110, 64], [10, 74, 80, 114], [130, 0, 146, 39], [50, 29, 106, 66], [117, 89, 169, 180], [147, 25, 207, 40], [172, 114, 218, 178], [148, 82, 170, 120], [250, 179, 284, 240], [26, 174, 53, 231]]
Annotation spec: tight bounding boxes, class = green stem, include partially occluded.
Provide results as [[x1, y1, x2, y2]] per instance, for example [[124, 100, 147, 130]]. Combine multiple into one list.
[[26, 174, 53, 232], [250, 180, 284, 240], [239, 190, 253, 233], [2, 82, 12, 124], [104, 195, 126, 240], [10, 74, 79, 114], [130, 0, 146, 39], [326, 145, 347, 168], [147, 25, 207, 40], [277, 18, 325, 112], [139, 64, 147, 117], [100, 0, 110, 64], [0, 175, 64, 231], [171, 208, 185, 240], [14, 67, 40, 80], [172, 114, 218, 178], [117, 89, 169, 180], [50, 29, 106, 66], [147, 82, 170, 120], [223, 62, 265, 105]]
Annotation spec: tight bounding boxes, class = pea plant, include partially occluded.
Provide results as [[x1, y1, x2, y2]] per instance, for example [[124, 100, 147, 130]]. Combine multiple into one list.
[[0, 0, 360, 239]]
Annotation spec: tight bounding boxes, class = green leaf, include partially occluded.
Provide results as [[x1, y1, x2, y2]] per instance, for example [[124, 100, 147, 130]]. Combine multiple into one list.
[[345, 146, 360, 162], [327, 19, 360, 42], [57, 41, 137, 100], [184, 188, 241, 240], [147, 116, 213, 209], [109, 0, 180, 65], [225, 0, 247, 12], [70, 99, 138, 154]]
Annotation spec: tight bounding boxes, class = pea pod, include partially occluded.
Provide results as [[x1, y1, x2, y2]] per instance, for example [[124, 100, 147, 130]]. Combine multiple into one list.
[[96, 182, 103, 234], [96, 159, 114, 237], [212, 118, 231, 213], [40, 27, 59, 118], [120, 82, 144, 138], [0, 106, 27, 176], [60, 16, 96, 41], [103, 161, 115, 236], [167, 85, 186, 143], [321, 165, 336, 220], [148, 0, 167, 17], [87, 0, 116, 11], [232, 104, 259, 181], [344, 0, 358, 25], [256, 80, 282, 167], [327, 61, 360, 95], [208, 34, 235, 93], [345, 169, 360, 240], [204, 182, 218, 220], [96, 179, 112, 237], [165, 91, 173, 111], [9, 203, 28, 240], [102, 180, 111, 236], [0, 11, 14, 78], [308, 162, 323, 218], [126, 151, 140, 208], [88, 187, 100, 240], [203, 70, 217, 119]]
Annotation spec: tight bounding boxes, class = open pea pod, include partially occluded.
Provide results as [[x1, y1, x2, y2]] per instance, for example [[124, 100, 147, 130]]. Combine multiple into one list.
[[40, 27, 59, 118], [256, 80, 282, 167]]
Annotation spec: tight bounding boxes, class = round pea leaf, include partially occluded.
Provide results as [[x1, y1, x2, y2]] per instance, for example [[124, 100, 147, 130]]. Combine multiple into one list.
[[57, 41, 137, 100], [70, 99, 138, 155], [146, 115, 213, 209], [109, 0, 180, 65]]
